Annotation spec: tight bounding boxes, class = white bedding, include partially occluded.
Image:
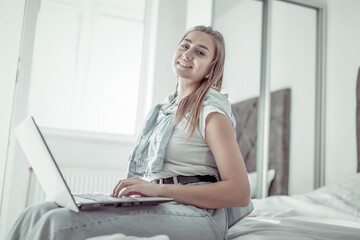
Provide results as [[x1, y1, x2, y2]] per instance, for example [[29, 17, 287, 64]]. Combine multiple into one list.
[[228, 173, 360, 240]]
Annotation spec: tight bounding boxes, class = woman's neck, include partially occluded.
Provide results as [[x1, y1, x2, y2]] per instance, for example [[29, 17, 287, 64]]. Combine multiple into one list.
[[176, 78, 201, 102]]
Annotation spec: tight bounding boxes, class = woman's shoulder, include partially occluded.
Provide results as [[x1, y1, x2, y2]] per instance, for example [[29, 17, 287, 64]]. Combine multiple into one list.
[[203, 87, 237, 129], [204, 88, 230, 104], [203, 88, 232, 112]]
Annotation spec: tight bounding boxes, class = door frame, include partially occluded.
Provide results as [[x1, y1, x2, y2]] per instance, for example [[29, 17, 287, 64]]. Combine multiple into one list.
[[0, 0, 41, 237]]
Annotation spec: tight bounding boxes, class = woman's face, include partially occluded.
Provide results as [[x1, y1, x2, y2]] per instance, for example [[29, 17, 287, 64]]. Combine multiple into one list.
[[173, 31, 216, 83]]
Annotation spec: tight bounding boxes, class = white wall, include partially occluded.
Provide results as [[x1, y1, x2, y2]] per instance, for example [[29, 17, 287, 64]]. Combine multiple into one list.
[[186, 0, 213, 29], [325, 0, 360, 185]]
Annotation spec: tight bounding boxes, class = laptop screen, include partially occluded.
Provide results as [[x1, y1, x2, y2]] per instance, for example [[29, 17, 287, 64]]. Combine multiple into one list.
[[15, 116, 79, 212]]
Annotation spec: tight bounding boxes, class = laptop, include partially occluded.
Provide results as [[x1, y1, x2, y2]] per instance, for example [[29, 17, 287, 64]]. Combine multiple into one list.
[[14, 116, 173, 212]]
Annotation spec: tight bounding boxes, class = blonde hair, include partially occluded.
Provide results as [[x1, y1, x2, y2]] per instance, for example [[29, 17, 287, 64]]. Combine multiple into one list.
[[174, 25, 226, 139]]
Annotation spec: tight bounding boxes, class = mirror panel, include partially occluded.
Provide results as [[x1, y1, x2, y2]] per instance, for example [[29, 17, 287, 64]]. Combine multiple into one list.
[[213, 0, 317, 194]]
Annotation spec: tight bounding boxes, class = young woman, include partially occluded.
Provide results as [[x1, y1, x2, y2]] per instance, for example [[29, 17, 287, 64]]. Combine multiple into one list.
[[8, 26, 252, 240]]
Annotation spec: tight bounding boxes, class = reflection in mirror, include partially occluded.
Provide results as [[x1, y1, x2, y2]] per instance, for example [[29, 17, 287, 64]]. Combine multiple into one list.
[[213, 0, 317, 195], [271, 0, 316, 194]]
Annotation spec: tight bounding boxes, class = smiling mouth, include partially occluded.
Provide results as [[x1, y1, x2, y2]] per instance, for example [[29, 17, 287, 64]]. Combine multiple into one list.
[[178, 62, 192, 68]]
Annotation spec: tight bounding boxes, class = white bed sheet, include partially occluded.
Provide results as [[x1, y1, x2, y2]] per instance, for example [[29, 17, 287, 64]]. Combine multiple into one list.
[[228, 173, 360, 240]]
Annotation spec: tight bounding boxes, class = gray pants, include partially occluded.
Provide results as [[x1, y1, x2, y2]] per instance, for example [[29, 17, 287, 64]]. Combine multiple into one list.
[[8, 201, 227, 240]]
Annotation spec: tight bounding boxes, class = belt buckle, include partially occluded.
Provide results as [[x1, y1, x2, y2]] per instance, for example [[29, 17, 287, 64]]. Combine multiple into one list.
[[159, 179, 163, 184]]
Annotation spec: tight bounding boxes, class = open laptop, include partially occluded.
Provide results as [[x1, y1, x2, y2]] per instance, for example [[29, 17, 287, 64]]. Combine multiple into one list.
[[15, 116, 173, 212]]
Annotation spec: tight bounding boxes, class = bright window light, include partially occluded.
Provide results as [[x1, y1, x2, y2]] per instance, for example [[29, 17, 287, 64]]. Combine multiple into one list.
[[27, 0, 146, 135]]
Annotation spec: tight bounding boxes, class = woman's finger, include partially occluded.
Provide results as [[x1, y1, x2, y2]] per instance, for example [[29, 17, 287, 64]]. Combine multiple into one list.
[[119, 186, 147, 197], [113, 181, 131, 197], [111, 178, 142, 197], [111, 180, 123, 197], [112, 179, 130, 197]]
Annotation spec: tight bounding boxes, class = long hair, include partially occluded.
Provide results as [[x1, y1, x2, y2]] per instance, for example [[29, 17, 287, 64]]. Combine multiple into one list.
[[174, 25, 226, 139]]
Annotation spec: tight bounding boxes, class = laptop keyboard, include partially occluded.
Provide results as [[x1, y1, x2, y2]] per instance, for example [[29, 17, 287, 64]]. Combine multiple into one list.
[[74, 193, 134, 202]]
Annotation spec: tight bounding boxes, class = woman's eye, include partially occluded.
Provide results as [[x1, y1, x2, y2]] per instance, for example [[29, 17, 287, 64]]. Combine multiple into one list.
[[180, 44, 188, 49], [197, 51, 204, 56]]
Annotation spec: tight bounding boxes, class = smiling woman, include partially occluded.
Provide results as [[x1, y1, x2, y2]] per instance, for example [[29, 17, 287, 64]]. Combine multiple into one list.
[[8, 25, 253, 240]]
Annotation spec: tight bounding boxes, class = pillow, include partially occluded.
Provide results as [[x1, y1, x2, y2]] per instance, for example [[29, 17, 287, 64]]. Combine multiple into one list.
[[248, 169, 275, 198], [299, 172, 360, 216]]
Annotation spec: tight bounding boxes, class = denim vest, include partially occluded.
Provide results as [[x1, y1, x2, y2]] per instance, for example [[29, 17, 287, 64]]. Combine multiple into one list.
[[126, 87, 253, 228]]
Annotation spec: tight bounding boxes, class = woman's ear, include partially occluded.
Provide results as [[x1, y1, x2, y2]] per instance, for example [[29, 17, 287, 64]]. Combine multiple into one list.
[[201, 75, 209, 84]]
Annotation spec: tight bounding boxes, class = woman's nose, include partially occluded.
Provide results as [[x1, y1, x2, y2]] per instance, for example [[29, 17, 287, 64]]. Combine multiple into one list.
[[182, 51, 192, 60]]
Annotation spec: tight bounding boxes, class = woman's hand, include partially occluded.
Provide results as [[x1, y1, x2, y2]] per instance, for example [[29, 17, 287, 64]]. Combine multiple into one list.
[[111, 177, 162, 198]]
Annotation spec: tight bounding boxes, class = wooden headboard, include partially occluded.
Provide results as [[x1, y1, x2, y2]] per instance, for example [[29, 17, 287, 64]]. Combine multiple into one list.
[[357, 67, 360, 172], [232, 88, 291, 196]]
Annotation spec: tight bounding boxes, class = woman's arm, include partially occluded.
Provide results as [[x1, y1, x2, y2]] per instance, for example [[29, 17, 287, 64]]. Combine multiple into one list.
[[112, 112, 250, 209]]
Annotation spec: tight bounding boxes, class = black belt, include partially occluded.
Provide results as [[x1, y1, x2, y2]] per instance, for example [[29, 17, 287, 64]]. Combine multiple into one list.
[[151, 175, 217, 185]]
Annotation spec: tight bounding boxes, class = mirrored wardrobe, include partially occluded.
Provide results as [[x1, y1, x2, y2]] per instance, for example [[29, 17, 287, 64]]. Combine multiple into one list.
[[213, 0, 325, 196]]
